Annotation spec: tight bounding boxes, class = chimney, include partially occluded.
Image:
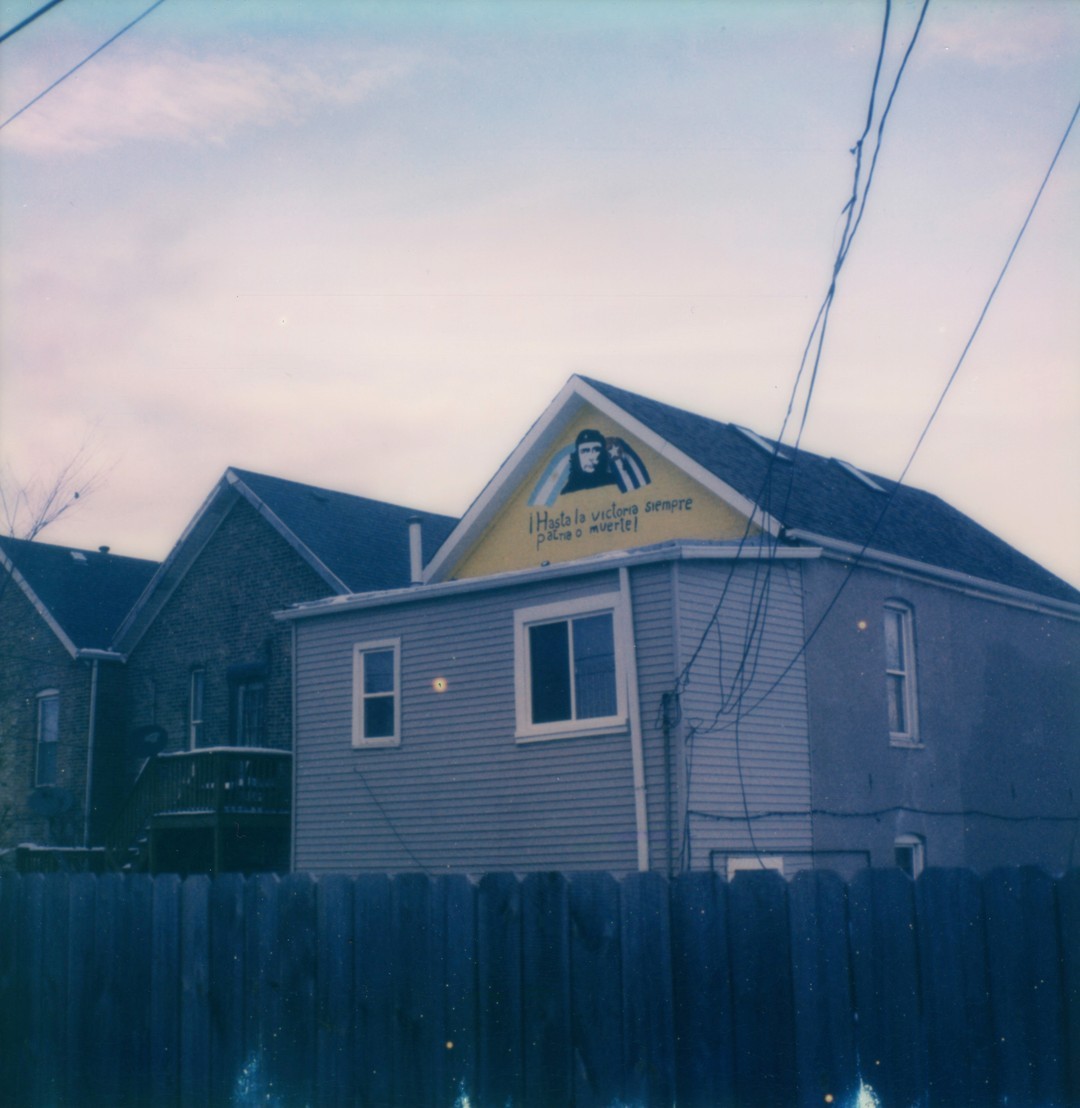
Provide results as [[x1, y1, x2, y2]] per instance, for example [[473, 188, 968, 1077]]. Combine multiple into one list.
[[408, 517, 423, 585]]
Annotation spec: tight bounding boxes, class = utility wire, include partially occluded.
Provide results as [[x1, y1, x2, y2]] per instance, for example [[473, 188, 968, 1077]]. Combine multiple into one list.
[[0, 0, 168, 133], [0, 0, 66, 44], [713, 93, 1080, 735]]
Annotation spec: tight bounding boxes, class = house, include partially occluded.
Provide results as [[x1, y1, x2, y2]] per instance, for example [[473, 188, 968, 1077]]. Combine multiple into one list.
[[105, 467, 459, 874], [0, 537, 158, 869], [282, 375, 1080, 878], [0, 468, 458, 875]]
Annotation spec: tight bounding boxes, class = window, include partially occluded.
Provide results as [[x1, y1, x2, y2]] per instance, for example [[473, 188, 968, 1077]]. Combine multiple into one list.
[[725, 855, 785, 880], [233, 680, 265, 746], [895, 834, 925, 879], [189, 668, 205, 748], [514, 593, 627, 740], [35, 691, 59, 786], [353, 640, 401, 747], [884, 602, 919, 745]]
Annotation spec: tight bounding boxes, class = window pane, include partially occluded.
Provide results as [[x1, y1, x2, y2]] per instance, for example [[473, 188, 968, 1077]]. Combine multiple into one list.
[[887, 674, 907, 733], [37, 696, 58, 785], [364, 650, 395, 695], [884, 609, 904, 670], [236, 681, 265, 746], [530, 621, 571, 723], [364, 695, 395, 738], [573, 613, 616, 719]]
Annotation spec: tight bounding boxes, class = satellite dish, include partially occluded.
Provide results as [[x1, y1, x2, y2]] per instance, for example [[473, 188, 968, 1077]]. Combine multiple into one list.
[[27, 786, 75, 818]]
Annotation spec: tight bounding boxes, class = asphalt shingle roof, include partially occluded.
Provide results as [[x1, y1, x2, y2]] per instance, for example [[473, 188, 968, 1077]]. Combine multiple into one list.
[[582, 377, 1079, 605], [0, 536, 159, 651], [230, 469, 459, 593]]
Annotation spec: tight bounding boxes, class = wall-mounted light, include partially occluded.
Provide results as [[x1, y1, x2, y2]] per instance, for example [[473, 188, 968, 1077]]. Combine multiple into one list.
[[432, 677, 448, 693]]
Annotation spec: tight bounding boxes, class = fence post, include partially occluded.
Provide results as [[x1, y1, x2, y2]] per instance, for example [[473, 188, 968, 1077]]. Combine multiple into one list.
[[788, 868, 858, 1108]]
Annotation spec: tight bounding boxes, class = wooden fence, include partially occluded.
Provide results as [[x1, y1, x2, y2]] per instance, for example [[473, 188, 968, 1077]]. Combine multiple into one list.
[[1, 867, 1077, 1107]]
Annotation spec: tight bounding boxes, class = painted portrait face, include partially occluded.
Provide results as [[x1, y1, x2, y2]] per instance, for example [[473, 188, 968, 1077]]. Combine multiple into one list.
[[578, 440, 603, 473]]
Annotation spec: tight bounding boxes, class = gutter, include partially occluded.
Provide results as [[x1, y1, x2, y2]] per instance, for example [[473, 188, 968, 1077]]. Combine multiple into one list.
[[785, 529, 1080, 620]]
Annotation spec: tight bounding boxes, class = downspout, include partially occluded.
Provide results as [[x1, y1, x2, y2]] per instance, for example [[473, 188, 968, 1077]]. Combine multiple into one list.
[[83, 658, 99, 847], [619, 567, 650, 872]]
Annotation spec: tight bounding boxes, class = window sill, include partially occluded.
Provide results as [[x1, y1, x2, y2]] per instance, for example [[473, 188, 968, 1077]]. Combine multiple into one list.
[[889, 736, 924, 750], [351, 738, 401, 750], [515, 720, 628, 745]]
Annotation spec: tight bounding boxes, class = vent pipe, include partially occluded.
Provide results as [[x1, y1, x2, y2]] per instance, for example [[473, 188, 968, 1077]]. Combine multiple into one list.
[[408, 517, 423, 585]]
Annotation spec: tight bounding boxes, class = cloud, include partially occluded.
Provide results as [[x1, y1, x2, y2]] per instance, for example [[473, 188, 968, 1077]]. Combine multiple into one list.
[[919, 2, 1080, 68], [1, 43, 418, 156]]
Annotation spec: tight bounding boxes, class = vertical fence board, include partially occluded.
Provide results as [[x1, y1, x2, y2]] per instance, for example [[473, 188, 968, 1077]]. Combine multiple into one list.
[[242, 873, 282, 1106], [477, 871, 524, 1108], [88, 873, 125, 1107], [670, 871, 735, 1108], [1057, 869, 1080, 1107], [355, 873, 394, 1107], [0, 876, 21, 1100], [208, 873, 246, 1108], [151, 873, 182, 1108], [621, 871, 676, 1107], [984, 867, 1067, 1106], [437, 873, 478, 1108], [848, 868, 925, 1108], [391, 872, 438, 1108], [41, 874, 71, 1108], [788, 869, 858, 1108], [278, 873, 318, 1106], [915, 868, 994, 1106], [521, 872, 572, 1108], [180, 875, 211, 1108], [728, 869, 798, 1108], [17, 875, 45, 1107], [315, 874, 354, 1106], [569, 871, 623, 1108], [125, 874, 156, 1108], [66, 874, 97, 1106]]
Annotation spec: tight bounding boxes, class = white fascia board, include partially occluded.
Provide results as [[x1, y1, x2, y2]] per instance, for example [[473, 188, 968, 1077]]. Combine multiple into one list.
[[226, 470, 350, 594], [423, 377, 589, 583], [786, 528, 1080, 620], [424, 375, 779, 583], [280, 540, 819, 622], [0, 551, 78, 658]]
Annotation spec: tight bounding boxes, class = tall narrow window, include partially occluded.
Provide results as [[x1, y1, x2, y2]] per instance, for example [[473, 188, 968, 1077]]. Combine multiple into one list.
[[514, 593, 628, 740], [35, 691, 59, 786], [353, 640, 401, 747], [233, 679, 265, 747], [884, 602, 919, 744], [895, 834, 925, 879], [189, 668, 205, 749]]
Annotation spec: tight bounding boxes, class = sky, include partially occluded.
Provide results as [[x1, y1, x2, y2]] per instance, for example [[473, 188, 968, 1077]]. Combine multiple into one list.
[[1, 0, 1077, 588]]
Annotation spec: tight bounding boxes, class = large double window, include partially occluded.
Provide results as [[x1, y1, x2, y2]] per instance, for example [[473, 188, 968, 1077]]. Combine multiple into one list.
[[514, 593, 627, 740]]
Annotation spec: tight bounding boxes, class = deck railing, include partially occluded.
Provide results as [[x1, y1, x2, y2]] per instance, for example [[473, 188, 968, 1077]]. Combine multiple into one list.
[[104, 747, 291, 870]]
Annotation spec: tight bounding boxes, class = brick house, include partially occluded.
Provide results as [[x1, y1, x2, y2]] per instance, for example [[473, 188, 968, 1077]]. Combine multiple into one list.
[[0, 537, 157, 868]]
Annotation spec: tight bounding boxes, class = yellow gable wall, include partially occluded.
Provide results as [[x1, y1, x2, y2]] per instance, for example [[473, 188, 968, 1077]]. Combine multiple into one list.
[[450, 405, 759, 579]]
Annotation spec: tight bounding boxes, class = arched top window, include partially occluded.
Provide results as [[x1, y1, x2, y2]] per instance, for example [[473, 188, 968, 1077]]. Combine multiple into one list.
[[35, 690, 59, 786]]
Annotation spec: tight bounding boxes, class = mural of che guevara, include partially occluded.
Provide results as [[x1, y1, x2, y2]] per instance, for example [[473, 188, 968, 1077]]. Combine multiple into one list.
[[560, 429, 651, 496]]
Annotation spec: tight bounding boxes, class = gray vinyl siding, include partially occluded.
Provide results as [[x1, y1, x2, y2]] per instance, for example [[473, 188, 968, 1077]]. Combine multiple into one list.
[[293, 569, 643, 874], [673, 560, 813, 871]]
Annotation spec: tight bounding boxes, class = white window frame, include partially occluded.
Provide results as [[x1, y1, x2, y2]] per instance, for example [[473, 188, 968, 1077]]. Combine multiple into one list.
[[726, 855, 785, 880], [514, 591, 629, 742], [884, 601, 920, 746], [189, 668, 205, 749], [894, 834, 925, 879], [35, 689, 59, 786], [352, 638, 401, 748]]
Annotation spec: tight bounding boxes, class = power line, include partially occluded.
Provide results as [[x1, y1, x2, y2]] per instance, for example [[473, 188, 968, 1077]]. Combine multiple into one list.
[[0, 0, 67, 45], [0, 0, 168, 133]]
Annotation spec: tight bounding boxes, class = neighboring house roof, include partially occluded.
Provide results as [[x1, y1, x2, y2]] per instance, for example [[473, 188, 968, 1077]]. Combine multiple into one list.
[[0, 536, 158, 657], [427, 374, 1079, 607], [112, 467, 459, 654]]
